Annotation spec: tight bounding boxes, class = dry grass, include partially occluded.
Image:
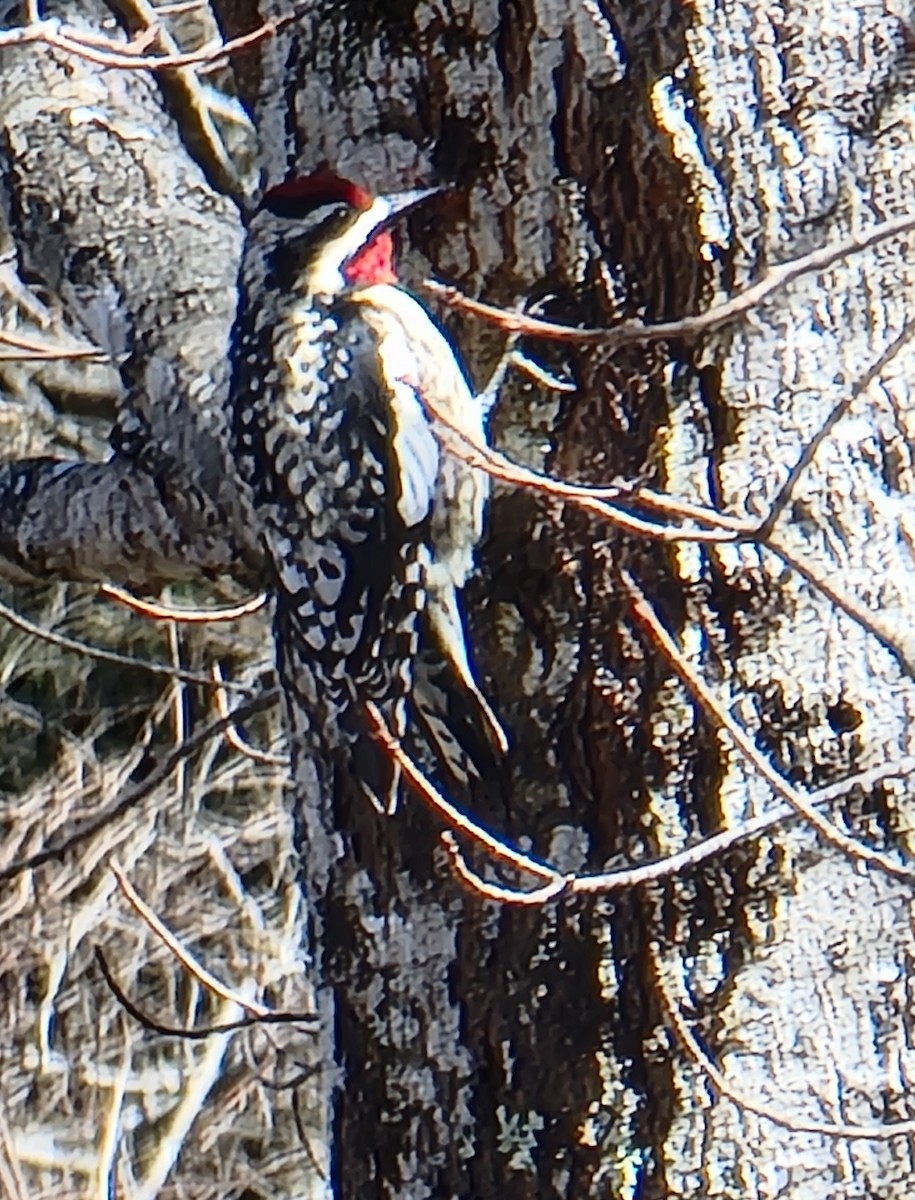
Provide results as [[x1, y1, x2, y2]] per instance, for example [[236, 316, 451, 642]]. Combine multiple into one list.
[[0, 576, 324, 1197]]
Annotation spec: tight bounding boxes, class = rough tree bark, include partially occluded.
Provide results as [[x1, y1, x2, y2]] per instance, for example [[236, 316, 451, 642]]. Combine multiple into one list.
[[2, 0, 915, 1198]]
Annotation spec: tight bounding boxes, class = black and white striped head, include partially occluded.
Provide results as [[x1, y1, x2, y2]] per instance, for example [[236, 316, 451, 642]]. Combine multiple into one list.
[[250, 168, 439, 298]]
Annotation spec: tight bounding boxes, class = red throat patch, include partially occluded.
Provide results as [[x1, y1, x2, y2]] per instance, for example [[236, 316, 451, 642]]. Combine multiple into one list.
[[343, 232, 398, 287]]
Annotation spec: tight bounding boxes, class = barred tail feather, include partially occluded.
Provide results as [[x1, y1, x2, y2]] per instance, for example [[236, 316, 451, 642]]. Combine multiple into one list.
[[411, 647, 508, 790]]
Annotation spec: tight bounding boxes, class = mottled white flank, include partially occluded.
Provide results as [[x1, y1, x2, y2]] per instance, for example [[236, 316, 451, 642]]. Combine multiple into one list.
[[355, 283, 485, 564]]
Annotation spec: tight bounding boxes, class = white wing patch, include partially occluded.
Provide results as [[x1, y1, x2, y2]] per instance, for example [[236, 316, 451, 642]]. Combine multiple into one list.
[[353, 285, 445, 529], [388, 376, 439, 526]]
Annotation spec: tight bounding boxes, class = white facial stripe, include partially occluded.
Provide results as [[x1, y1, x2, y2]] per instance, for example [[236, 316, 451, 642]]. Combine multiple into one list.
[[306, 198, 393, 297]]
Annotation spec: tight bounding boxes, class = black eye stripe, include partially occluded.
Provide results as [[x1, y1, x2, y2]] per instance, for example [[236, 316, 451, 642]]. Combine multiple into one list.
[[262, 209, 352, 289], [260, 191, 351, 222]]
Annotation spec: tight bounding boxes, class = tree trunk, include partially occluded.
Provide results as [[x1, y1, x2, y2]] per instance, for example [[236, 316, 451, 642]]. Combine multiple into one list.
[[240, 2, 915, 1195], [2, 0, 915, 1196]]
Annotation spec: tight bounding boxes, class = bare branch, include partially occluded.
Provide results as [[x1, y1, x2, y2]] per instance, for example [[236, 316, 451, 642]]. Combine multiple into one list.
[[0, 593, 253, 691], [0, 11, 301, 73], [765, 539, 915, 677], [111, 864, 271, 1019], [622, 570, 915, 882], [107, 0, 248, 197], [425, 208, 915, 347], [0, 327, 107, 362], [365, 701, 560, 883], [100, 583, 268, 624], [757, 316, 915, 539], [423, 401, 745, 543], [371, 701, 915, 901], [212, 663, 287, 767], [93, 947, 317, 1040], [441, 835, 566, 905], [651, 942, 915, 1140]]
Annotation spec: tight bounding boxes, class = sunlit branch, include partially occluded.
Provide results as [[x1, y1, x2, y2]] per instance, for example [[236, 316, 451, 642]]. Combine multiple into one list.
[[622, 570, 915, 882], [101, 583, 268, 624], [368, 700, 915, 903], [365, 700, 559, 883], [0, 10, 301, 72], [425, 209, 915, 347], [422, 399, 743, 543]]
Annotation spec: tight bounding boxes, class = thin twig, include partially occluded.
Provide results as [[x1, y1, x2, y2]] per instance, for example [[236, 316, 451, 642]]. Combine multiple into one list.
[[622, 570, 915, 881], [100, 583, 268, 624], [424, 208, 915, 347], [0, 689, 280, 882], [0, 1111, 29, 1200], [0, 327, 107, 361], [111, 864, 269, 1018], [109, 0, 245, 197], [441, 837, 565, 904], [628, 489, 751, 533], [94, 948, 318, 1038], [212, 663, 287, 767], [0, 594, 253, 692], [651, 942, 915, 1140], [165, 598, 187, 796], [444, 746, 915, 903], [151, 0, 205, 13], [757, 316, 915, 539], [766, 538, 915, 677], [508, 349, 576, 392], [0, 11, 302, 72]]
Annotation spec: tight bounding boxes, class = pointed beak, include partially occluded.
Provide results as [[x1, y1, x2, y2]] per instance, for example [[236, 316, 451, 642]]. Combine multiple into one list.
[[374, 185, 444, 228]]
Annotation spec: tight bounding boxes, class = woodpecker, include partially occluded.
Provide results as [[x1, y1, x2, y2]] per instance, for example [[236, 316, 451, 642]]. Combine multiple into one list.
[[228, 168, 507, 809]]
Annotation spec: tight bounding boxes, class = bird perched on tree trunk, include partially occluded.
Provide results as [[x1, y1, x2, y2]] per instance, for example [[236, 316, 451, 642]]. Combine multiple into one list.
[[228, 168, 507, 811]]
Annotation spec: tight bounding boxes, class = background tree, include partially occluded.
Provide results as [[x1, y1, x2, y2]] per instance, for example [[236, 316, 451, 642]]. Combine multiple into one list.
[[2, 0, 915, 1197]]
